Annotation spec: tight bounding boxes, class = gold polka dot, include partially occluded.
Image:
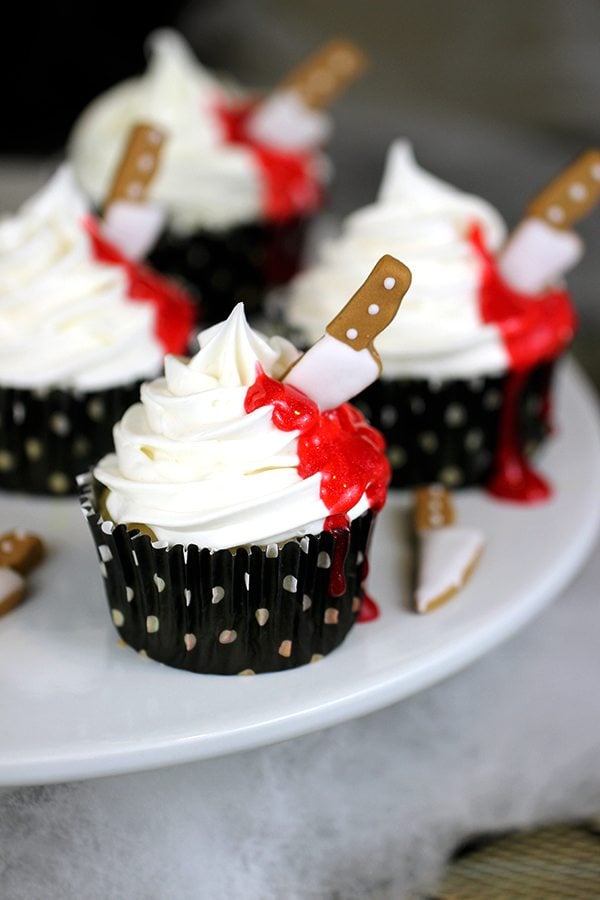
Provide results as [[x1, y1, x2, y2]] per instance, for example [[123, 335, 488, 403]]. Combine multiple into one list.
[[24, 438, 43, 461], [111, 609, 125, 626], [255, 608, 270, 626], [388, 445, 407, 468], [438, 466, 464, 487], [278, 640, 293, 658], [184, 633, 197, 651], [86, 398, 106, 421], [324, 608, 339, 625], [317, 552, 331, 569], [49, 412, 71, 436], [0, 450, 15, 472], [219, 629, 237, 645], [48, 472, 70, 494], [310, 654, 324, 663], [238, 669, 256, 676], [146, 615, 160, 634]]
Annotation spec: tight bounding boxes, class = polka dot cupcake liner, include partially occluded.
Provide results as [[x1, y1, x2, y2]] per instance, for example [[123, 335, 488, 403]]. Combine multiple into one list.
[[148, 216, 312, 325], [353, 361, 556, 489], [78, 472, 375, 676], [0, 380, 143, 496]]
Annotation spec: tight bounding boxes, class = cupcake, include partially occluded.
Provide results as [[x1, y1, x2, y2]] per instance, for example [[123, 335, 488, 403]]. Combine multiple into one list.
[[282, 140, 580, 501], [68, 30, 337, 323], [0, 165, 195, 495], [81, 256, 410, 675]]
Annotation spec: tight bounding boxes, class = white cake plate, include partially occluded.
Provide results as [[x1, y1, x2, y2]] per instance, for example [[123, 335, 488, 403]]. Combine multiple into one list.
[[0, 359, 598, 787]]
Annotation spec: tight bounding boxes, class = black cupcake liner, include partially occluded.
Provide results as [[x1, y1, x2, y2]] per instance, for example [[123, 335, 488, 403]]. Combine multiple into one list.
[[352, 361, 555, 489], [148, 216, 312, 325], [79, 472, 375, 675], [0, 380, 142, 495]]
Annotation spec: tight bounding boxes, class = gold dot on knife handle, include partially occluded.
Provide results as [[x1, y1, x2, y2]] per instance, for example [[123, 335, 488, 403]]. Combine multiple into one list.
[[414, 485, 456, 532]]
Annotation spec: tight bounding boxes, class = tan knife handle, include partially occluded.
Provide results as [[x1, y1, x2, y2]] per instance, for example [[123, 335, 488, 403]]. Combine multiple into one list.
[[526, 147, 600, 230], [279, 38, 367, 110], [104, 123, 167, 213], [325, 255, 411, 354], [414, 485, 456, 532]]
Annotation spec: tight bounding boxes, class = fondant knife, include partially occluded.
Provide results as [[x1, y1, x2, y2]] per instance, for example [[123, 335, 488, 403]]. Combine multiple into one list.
[[498, 148, 600, 295], [283, 254, 412, 410], [102, 122, 167, 260], [413, 485, 485, 614]]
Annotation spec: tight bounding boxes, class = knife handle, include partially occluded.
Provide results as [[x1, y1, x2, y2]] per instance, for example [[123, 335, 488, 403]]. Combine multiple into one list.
[[526, 147, 600, 230], [279, 38, 367, 110], [326, 255, 412, 355], [104, 123, 167, 214], [414, 485, 456, 532]]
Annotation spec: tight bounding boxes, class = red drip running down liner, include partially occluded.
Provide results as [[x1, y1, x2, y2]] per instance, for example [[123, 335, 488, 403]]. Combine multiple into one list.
[[245, 368, 389, 609], [83, 216, 196, 355], [470, 224, 577, 502], [215, 101, 322, 223]]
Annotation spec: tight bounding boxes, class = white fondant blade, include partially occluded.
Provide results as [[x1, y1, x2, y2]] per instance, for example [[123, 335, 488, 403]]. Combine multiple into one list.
[[498, 217, 583, 295], [415, 525, 485, 614], [246, 90, 331, 151], [283, 333, 379, 410], [103, 200, 165, 261]]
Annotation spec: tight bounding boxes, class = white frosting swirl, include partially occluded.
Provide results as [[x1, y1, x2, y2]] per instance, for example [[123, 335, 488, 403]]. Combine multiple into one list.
[[0, 166, 164, 390], [94, 304, 372, 549], [69, 30, 276, 233], [285, 140, 510, 379]]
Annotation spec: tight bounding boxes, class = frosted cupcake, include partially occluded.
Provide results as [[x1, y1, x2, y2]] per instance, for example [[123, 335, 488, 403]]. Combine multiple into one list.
[[81, 256, 411, 675], [283, 141, 579, 500], [68, 30, 345, 323], [0, 166, 195, 494]]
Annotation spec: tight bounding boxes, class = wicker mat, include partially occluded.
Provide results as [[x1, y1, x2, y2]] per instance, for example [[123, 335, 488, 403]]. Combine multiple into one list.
[[431, 821, 600, 898]]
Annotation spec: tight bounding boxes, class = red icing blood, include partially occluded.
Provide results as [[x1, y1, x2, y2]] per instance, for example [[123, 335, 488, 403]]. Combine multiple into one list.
[[470, 225, 577, 503], [357, 593, 380, 623], [83, 216, 196, 355], [487, 369, 552, 502], [471, 225, 576, 371], [245, 369, 390, 516], [215, 102, 322, 223], [325, 523, 350, 598], [356, 551, 379, 621], [244, 368, 389, 605]]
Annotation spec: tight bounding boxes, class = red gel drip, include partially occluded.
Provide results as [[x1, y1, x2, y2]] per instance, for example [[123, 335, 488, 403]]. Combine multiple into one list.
[[471, 224, 576, 370], [215, 102, 322, 223], [84, 216, 196, 354], [245, 368, 390, 517], [325, 522, 350, 598], [245, 369, 390, 607], [470, 225, 577, 503], [356, 552, 379, 622], [357, 593, 380, 623], [487, 369, 552, 502]]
